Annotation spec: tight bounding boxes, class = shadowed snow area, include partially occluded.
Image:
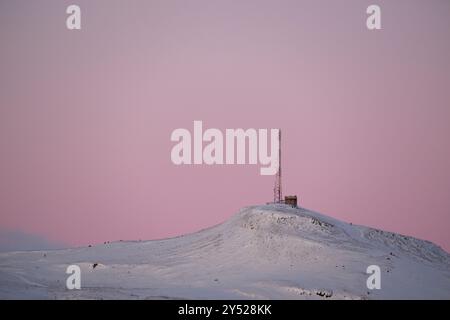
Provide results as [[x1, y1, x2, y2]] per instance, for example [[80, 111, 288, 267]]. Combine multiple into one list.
[[1, 205, 449, 299]]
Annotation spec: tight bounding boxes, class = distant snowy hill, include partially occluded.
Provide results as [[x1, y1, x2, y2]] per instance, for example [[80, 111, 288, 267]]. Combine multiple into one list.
[[1, 205, 449, 299]]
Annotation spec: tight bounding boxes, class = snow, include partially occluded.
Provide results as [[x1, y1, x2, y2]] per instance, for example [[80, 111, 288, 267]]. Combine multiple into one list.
[[1, 205, 449, 299]]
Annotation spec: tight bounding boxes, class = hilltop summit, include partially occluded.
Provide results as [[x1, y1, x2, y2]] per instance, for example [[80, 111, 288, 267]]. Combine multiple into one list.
[[1, 205, 449, 299]]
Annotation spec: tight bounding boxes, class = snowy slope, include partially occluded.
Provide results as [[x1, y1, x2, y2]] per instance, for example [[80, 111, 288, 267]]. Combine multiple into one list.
[[1, 205, 449, 299]]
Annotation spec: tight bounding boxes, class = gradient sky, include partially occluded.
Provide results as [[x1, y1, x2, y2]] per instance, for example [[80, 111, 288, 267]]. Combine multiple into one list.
[[1, 0, 450, 251]]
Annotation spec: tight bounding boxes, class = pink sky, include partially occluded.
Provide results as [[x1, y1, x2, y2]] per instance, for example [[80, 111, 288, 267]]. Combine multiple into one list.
[[1, 0, 450, 251]]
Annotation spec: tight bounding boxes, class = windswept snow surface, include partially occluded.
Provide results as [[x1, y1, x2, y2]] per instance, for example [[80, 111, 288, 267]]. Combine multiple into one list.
[[1, 205, 449, 299]]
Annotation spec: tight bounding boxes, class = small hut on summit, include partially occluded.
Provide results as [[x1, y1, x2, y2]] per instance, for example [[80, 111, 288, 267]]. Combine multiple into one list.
[[284, 195, 297, 208]]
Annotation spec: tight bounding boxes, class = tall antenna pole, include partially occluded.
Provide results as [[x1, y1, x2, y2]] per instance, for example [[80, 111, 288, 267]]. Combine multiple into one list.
[[274, 129, 282, 203]]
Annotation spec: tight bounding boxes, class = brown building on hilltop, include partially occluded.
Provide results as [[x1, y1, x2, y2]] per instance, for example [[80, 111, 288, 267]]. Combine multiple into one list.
[[284, 195, 297, 207]]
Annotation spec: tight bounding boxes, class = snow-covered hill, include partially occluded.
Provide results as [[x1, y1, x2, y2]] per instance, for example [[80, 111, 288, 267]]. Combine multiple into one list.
[[1, 205, 449, 299]]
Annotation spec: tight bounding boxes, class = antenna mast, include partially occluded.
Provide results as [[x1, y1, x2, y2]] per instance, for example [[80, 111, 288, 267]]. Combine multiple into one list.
[[274, 129, 282, 203]]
